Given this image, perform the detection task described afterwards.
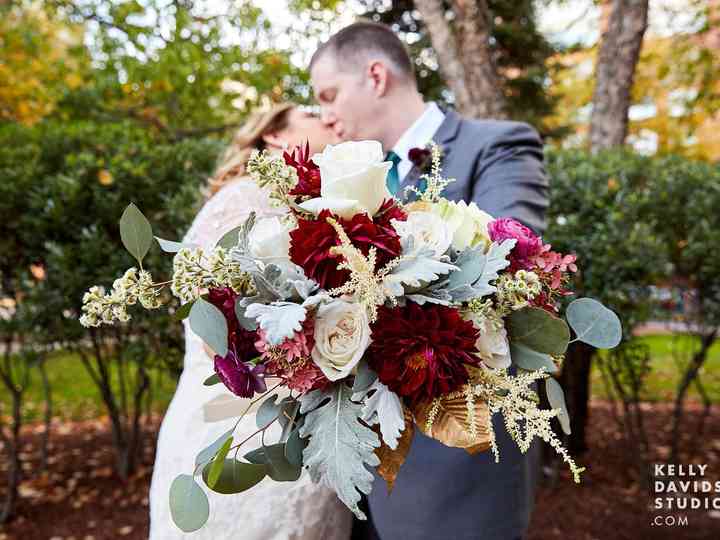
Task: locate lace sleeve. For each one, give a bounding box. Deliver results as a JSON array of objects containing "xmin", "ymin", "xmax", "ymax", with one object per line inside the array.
[{"xmin": 183, "ymin": 179, "xmax": 285, "ymax": 249}]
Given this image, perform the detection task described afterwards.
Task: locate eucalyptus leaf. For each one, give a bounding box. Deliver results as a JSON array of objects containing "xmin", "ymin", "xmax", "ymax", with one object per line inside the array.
[
  {"xmin": 155, "ymin": 236, "xmax": 198, "ymax": 253},
  {"xmin": 202, "ymin": 459, "xmax": 266, "ymax": 494},
  {"xmin": 244, "ymin": 443, "xmax": 301, "ymax": 481},
  {"xmin": 545, "ymin": 378, "xmax": 571, "ymax": 435},
  {"xmin": 256, "ymin": 394, "xmax": 281, "ymax": 430},
  {"xmin": 207, "ymin": 436, "xmax": 233, "ymax": 488},
  {"xmin": 169, "ymin": 474, "xmax": 209, "ymax": 533},
  {"xmin": 507, "ymin": 307, "xmax": 570, "ymax": 355},
  {"xmin": 119, "ymin": 203, "xmax": 153, "ymax": 265},
  {"xmin": 195, "ymin": 427, "xmax": 234, "ymax": 469},
  {"xmin": 567, "ymin": 298, "xmax": 622, "ymax": 349},
  {"xmin": 203, "ymin": 373, "xmax": 221, "ymax": 386},
  {"xmin": 189, "ymin": 298, "xmax": 228, "ymax": 358},
  {"xmin": 510, "ymin": 343, "xmax": 559, "ymax": 374},
  {"xmin": 285, "ymin": 428, "xmax": 306, "ymax": 467}
]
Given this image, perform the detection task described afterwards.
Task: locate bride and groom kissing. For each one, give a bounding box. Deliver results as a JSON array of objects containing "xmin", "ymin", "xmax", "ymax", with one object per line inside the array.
[{"xmin": 149, "ymin": 20, "xmax": 548, "ymax": 540}]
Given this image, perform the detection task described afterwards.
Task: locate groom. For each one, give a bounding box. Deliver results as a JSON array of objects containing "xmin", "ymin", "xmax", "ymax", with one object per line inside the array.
[{"xmin": 310, "ymin": 22, "xmax": 548, "ymax": 540}]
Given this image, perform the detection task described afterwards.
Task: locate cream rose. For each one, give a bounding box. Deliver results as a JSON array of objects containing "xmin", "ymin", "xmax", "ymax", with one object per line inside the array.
[
  {"xmin": 311, "ymin": 299, "xmax": 371, "ymax": 381},
  {"xmin": 472, "ymin": 316, "xmax": 511, "ymax": 370},
  {"xmin": 299, "ymin": 140, "xmax": 393, "ymax": 219},
  {"xmin": 248, "ymin": 216, "xmax": 291, "ymax": 266},
  {"xmin": 431, "ymin": 199, "xmax": 494, "ymax": 251},
  {"xmin": 391, "ymin": 211, "xmax": 453, "ymax": 258}
]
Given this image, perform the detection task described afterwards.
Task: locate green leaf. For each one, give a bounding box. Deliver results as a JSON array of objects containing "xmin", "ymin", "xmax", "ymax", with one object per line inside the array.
[
  {"xmin": 244, "ymin": 443, "xmax": 301, "ymax": 481},
  {"xmin": 173, "ymin": 299, "xmax": 196, "ymax": 321},
  {"xmin": 285, "ymin": 428, "xmax": 306, "ymax": 467},
  {"xmin": 119, "ymin": 203, "xmax": 153, "ymax": 265},
  {"xmin": 216, "ymin": 225, "xmax": 243, "ymax": 250},
  {"xmin": 507, "ymin": 307, "xmax": 570, "ymax": 355},
  {"xmin": 203, "ymin": 373, "xmax": 221, "ymax": 386},
  {"xmin": 447, "ymin": 239, "xmax": 516, "ymax": 297},
  {"xmin": 189, "ymin": 298, "xmax": 228, "ymax": 358},
  {"xmin": 155, "ymin": 236, "xmax": 199, "ymax": 253},
  {"xmin": 207, "ymin": 436, "xmax": 233, "ymax": 488},
  {"xmin": 169, "ymin": 474, "xmax": 210, "ymax": 532},
  {"xmin": 256, "ymin": 394, "xmax": 281, "ymax": 429},
  {"xmin": 545, "ymin": 378, "xmax": 571, "ymax": 435},
  {"xmin": 510, "ymin": 343, "xmax": 559, "ymax": 374},
  {"xmin": 202, "ymin": 459, "xmax": 267, "ymax": 494},
  {"xmin": 195, "ymin": 428, "xmax": 234, "ymax": 469},
  {"xmin": 566, "ymin": 298, "xmax": 622, "ymax": 349},
  {"xmin": 299, "ymin": 384, "xmax": 381, "ymax": 519}
]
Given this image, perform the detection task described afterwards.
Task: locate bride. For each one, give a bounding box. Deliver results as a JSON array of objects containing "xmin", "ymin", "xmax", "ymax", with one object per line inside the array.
[{"xmin": 149, "ymin": 103, "xmax": 352, "ymax": 539}]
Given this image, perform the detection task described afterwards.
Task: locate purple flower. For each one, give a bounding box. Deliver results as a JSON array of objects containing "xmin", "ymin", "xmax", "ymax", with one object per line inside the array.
[
  {"xmin": 214, "ymin": 350, "xmax": 267, "ymax": 398},
  {"xmin": 488, "ymin": 218, "xmax": 543, "ymax": 271}
]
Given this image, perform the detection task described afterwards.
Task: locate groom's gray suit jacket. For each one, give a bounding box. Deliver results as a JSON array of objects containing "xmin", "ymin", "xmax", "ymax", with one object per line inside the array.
[{"xmin": 364, "ymin": 110, "xmax": 549, "ymax": 540}]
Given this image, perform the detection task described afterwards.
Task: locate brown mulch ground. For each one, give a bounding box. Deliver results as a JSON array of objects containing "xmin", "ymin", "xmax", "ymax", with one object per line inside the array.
[{"xmin": 1, "ymin": 403, "xmax": 719, "ymax": 540}]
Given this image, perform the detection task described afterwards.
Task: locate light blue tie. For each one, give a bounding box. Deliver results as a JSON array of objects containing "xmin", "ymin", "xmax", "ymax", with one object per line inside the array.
[{"xmin": 385, "ymin": 150, "xmax": 402, "ymax": 196}]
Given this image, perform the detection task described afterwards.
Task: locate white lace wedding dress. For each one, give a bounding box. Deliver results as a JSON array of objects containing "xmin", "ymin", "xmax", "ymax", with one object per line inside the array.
[{"xmin": 149, "ymin": 180, "xmax": 353, "ymax": 540}]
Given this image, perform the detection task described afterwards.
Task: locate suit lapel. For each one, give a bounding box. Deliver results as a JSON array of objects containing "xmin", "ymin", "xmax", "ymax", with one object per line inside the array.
[{"xmin": 399, "ymin": 109, "xmax": 462, "ymax": 200}]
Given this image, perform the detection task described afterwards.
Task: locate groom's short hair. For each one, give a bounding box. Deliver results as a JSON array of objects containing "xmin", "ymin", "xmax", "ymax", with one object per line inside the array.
[{"xmin": 310, "ymin": 21, "xmax": 416, "ymax": 85}]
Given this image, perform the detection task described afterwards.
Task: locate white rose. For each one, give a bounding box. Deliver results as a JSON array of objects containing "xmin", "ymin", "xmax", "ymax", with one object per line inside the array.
[
  {"xmin": 311, "ymin": 299, "xmax": 371, "ymax": 381},
  {"xmin": 472, "ymin": 317, "xmax": 511, "ymax": 370},
  {"xmin": 299, "ymin": 140, "xmax": 393, "ymax": 219},
  {"xmin": 431, "ymin": 200, "xmax": 494, "ymax": 251},
  {"xmin": 391, "ymin": 211, "xmax": 453, "ymax": 258},
  {"xmin": 248, "ymin": 216, "xmax": 291, "ymax": 266}
]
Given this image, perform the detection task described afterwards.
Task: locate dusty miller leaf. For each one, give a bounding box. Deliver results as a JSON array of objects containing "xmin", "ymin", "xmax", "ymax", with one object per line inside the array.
[
  {"xmin": 354, "ymin": 380, "xmax": 405, "ymax": 450},
  {"xmin": 299, "ymin": 384, "xmax": 381, "ymax": 519},
  {"xmin": 245, "ymin": 301, "xmax": 306, "ymax": 345}
]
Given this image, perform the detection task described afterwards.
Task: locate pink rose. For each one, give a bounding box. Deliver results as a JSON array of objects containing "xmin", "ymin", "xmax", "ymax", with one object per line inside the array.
[{"xmin": 488, "ymin": 218, "xmax": 543, "ymax": 271}]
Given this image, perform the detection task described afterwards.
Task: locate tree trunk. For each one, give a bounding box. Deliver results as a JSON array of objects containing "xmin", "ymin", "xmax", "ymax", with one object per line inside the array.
[
  {"xmin": 38, "ymin": 355, "xmax": 52, "ymax": 473},
  {"xmin": 589, "ymin": 0, "xmax": 649, "ymax": 150},
  {"xmin": 415, "ymin": 0, "xmax": 507, "ymax": 118},
  {"xmin": 559, "ymin": 341, "xmax": 595, "ymax": 454}
]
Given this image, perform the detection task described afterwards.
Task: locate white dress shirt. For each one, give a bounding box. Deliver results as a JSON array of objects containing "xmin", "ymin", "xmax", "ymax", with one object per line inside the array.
[{"xmin": 391, "ymin": 102, "xmax": 446, "ymax": 181}]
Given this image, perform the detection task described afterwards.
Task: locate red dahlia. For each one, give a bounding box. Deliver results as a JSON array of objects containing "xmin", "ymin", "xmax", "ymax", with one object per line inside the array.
[
  {"xmin": 285, "ymin": 142, "xmax": 321, "ymax": 200},
  {"xmin": 289, "ymin": 208, "xmax": 403, "ymax": 290},
  {"xmin": 367, "ymin": 303, "xmax": 480, "ymax": 404}
]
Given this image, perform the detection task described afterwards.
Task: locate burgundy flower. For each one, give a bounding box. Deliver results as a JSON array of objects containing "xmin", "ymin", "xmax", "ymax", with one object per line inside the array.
[
  {"xmin": 289, "ymin": 209, "xmax": 403, "ymax": 290},
  {"xmin": 367, "ymin": 303, "xmax": 480, "ymax": 405},
  {"xmin": 214, "ymin": 349, "xmax": 267, "ymax": 398},
  {"xmin": 408, "ymin": 147, "xmax": 432, "ymax": 170},
  {"xmin": 207, "ymin": 287, "xmax": 259, "ymax": 361},
  {"xmin": 488, "ymin": 218, "xmax": 544, "ymax": 271},
  {"xmin": 285, "ymin": 142, "xmax": 321, "ymax": 200}
]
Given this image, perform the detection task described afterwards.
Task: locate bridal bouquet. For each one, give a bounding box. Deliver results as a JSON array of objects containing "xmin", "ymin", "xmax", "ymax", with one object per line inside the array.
[{"xmin": 80, "ymin": 140, "xmax": 621, "ymax": 532}]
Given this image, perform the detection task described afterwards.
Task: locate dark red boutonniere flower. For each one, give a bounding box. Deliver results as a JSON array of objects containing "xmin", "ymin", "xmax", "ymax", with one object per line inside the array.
[
  {"xmin": 367, "ymin": 303, "xmax": 480, "ymax": 405},
  {"xmin": 284, "ymin": 142, "xmax": 321, "ymax": 200},
  {"xmin": 408, "ymin": 146, "xmax": 432, "ymax": 172},
  {"xmin": 289, "ymin": 208, "xmax": 403, "ymax": 290}
]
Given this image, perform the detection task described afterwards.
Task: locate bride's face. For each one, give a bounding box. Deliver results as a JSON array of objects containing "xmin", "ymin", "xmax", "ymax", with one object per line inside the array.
[{"xmin": 274, "ymin": 107, "xmax": 339, "ymax": 154}]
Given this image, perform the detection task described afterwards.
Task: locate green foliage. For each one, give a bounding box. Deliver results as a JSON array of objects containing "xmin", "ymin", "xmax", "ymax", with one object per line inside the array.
[{"xmin": 546, "ymin": 148, "xmax": 720, "ymax": 333}]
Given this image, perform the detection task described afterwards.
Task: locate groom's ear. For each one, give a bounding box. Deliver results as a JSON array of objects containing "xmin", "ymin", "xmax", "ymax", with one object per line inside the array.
[
  {"xmin": 261, "ymin": 131, "xmax": 287, "ymax": 150},
  {"xmin": 367, "ymin": 60, "xmax": 390, "ymax": 98}
]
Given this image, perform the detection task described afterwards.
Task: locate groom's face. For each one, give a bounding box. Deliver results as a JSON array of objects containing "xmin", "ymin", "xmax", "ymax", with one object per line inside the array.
[{"xmin": 310, "ymin": 55, "xmax": 380, "ymax": 142}]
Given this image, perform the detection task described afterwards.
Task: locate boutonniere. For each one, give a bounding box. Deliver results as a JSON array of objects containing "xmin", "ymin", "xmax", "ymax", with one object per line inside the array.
[{"xmin": 408, "ymin": 145, "xmax": 435, "ymax": 174}]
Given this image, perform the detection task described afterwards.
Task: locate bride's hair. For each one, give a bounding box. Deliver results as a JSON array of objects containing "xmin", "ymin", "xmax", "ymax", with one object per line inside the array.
[{"xmin": 207, "ymin": 102, "xmax": 295, "ymax": 196}]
